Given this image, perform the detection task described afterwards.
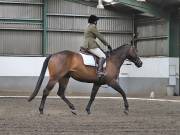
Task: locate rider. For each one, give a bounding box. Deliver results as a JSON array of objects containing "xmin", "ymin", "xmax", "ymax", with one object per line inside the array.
[{"xmin": 83, "ymin": 15, "xmax": 112, "ymax": 78}]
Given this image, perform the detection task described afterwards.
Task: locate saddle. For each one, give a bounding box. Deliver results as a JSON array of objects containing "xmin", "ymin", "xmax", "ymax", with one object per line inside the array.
[
  {"xmin": 79, "ymin": 47, "xmax": 108, "ymax": 78},
  {"xmin": 80, "ymin": 47, "xmax": 99, "ymax": 67}
]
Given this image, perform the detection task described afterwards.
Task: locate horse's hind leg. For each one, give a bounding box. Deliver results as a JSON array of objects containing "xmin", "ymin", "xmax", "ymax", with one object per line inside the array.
[
  {"xmin": 39, "ymin": 79, "xmax": 56, "ymax": 114},
  {"xmin": 57, "ymin": 77, "xmax": 77, "ymax": 115}
]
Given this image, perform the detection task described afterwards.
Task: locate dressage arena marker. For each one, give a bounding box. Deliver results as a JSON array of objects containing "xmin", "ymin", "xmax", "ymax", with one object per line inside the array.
[{"xmin": 0, "ymin": 96, "xmax": 180, "ymax": 103}]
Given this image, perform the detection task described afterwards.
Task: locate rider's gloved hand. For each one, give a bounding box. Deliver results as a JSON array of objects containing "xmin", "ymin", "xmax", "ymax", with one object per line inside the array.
[{"xmin": 107, "ymin": 45, "xmax": 112, "ymax": 52}]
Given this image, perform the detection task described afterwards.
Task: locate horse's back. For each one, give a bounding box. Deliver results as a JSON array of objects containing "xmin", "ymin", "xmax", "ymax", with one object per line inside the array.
[
  {"xmin": 47, "ymin": 50, "xmax": 83, "ymax": 77},
  {"xmin": 47, "ymin": 50, "xmax": 98, "ymax": 81},
  {"xmin": 57, "ymin": 50, "xmax": 82, "ymax": 63},
  {"xmin": 54, "ymin": 50, "xmax": 77, "ymax": 56}
]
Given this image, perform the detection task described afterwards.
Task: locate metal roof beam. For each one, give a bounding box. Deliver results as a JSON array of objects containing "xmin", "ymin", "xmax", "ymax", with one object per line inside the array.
[
  {"xmin": 65, "ymin": 0, "xmax": 167, "ymax": 18},
  {"xmin": 112, "ymin": 0, "xmax": 166, "ymax": 18}
]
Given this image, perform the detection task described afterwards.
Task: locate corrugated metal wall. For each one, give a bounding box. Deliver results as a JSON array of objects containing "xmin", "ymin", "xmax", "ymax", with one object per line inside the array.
[
  {"xmin": 0, "ymin": 4, "xmax": 42, "ymax": 19},
  {"xmin": 0, "ymin": 30, "xmax": 42, "ymax": 55},
  {"xmin": 46, "ymin": 0, "xmax": 133, "ymax": 54},
  {"xmin": 0, "ymin": 0, "xmax": 179, "ymax": 57},
  {"xmin": 0, "ymin": 0, "xmax": 133, "ymax": 55},
  {"xmin": 0, "ymin": 0, "xmax": 42, "ymax": 55},
  {"xmin": 136, "ymin": 18, "xmax": 168, "ymax": 56}
]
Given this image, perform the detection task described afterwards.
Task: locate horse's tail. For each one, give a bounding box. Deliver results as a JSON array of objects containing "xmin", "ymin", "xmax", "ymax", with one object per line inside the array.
[{"xmin": 28, "ymin": 55, "xmax": 52, "ymax": 102}]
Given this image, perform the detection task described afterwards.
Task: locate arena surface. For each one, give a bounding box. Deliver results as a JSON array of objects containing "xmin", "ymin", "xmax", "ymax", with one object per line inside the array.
[{"xmin": 0, "ymin": 97, "xmax": 180, "ymax": 135}]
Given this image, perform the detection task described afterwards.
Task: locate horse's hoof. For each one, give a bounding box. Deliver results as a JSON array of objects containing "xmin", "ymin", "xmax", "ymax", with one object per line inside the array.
[
  {"xmin": 39, "ymin": 108, "xmax": 43, "ymax": 115},
  {"xmin": 86, "ymin": 109, "xmax": 91, "ymax": 115},
  {"xmin": 39, "ymin": 111, "xmax": 43, "ymax": 115},
  {"xmin": 71, "ymin": 109, "xmax": 77, "ymax": 115},
  {"xmin": 124, "ymin": 109, "xmax": 129, "ymax": 115}
]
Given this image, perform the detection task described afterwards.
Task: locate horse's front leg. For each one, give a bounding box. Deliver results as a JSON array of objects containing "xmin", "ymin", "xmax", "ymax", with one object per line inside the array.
[
  {"xmin": 86, "ymin": 83, "xmax": 100, "ymax": 115},
  {"xmin": 108, "ymin": 80, "xmax": 129, "ymax": 115}
]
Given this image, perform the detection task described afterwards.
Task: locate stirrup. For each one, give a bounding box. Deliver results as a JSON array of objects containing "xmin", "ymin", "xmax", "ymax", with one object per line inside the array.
[{"xmin": 97, "ymin": 71, "xmax": 105, "ymax": 78}]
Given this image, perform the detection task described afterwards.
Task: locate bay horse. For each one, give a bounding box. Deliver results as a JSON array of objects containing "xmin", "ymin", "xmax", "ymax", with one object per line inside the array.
[{"xmin": 28, "ymin": 44, "xmax": 142, "ymax": 115}]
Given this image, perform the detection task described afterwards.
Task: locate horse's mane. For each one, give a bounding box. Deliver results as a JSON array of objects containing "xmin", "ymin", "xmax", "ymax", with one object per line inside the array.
[{"xmin": 111, "ymin": 44, "xmax": 131, "ymax": 55}]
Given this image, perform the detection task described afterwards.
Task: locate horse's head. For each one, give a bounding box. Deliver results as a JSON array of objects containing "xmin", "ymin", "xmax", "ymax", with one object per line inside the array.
[{"xmin": 127, "ymin": 46, "xmax": 142, "ymax": 68}]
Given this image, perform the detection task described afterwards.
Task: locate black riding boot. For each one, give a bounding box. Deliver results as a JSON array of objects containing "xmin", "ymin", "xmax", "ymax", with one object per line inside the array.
[{"xmin": 97, "ymin": 57, "xmax": 106, "ymax": 78}]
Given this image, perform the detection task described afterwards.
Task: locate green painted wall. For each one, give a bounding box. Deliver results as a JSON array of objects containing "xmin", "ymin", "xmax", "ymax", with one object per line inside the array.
[{"xmin": 169, "ymin": 11, "xmax": 180, "ymax": 57}]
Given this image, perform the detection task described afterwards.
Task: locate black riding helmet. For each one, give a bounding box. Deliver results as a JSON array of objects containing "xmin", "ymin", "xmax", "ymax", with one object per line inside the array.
[{"xmin": 88, "ymin": 15, "xmax": 99, "ymax": 24}]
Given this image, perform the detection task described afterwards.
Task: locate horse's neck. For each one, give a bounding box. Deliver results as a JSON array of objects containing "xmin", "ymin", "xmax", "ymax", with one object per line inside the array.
[
  {"xmin": 111, "ymin": 55, "xmax": 126, "ymax": 69},
  {"xmin": 109, "ymin": 47, "xmax": 129, "ymax": 69}
]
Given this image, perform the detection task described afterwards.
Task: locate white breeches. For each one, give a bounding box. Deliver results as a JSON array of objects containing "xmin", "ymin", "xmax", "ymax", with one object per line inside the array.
[{"xmin": 89, "ymin": 48, "xmax": 106, "ymax": 58}]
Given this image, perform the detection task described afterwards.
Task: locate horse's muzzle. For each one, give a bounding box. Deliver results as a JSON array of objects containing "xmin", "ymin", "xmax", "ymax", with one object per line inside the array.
[{"xmin": 135, "ymin": 58, "xmax": 143, "ymax": 68}]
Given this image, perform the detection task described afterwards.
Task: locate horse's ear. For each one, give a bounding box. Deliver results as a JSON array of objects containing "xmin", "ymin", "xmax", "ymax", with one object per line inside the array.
[
  {"xmin": 130, "ymin": 42, "xmax": 137, "ymax": 49},
  {"xmin": 130, "ymin": 41, "xmax": 135, "ymax": 47},
  {"xmin": 130, "ymin": 40, "xmax": 133, "ymax": 46},
  {"xmin": 130, "ymin": 43, "xmax": 134, "ymax": 47}
]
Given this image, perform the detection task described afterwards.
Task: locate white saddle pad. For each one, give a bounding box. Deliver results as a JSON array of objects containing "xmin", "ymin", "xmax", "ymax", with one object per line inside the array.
[
  {"xmin": 79, "ymin": 53, "xmax": 106, "ymax": 67},
  {"xmin": 80, "ymin": 53, "xmax": 96, "ymax": 66}
]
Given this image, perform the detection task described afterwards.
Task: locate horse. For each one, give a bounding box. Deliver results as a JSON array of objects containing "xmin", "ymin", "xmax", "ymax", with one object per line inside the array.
[{"xmin": 28, "ymin": 44, "xmax": 142, "ymax": 115}]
